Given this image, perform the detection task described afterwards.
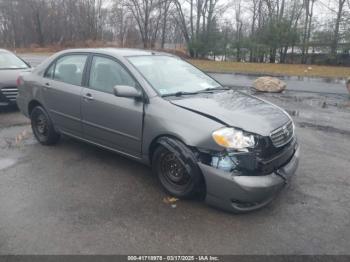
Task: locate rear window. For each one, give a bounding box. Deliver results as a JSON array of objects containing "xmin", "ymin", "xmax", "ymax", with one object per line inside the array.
[
  {"xmin": 53, "ymin": 55, "xmax": 87, "ymax": 86},
  {"xmin": 0, "ymin": 51, "xmax": 28, "ymax": 70}
]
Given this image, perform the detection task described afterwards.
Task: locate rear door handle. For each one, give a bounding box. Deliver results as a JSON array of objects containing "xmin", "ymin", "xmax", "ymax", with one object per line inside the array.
[{"xmin": 83, "ymin": 93, "xmax": 94, "ymax": 101}]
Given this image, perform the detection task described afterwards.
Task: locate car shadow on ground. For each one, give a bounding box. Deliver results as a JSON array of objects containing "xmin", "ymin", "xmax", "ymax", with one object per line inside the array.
[
  {"xmin": 0, "ymin": 108, "xmax": 284, "ymax": 219},
  {"xmin": 45, "ymin": 135, "xmax": 279, "ymax": 217},
  {"xmin": 0, "ymin": 105, "xmax": 18, "ymax": 113}
]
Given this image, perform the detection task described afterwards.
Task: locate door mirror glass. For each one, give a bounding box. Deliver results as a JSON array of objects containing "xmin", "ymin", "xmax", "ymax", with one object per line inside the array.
[{"xmin": 113, "ymin": 85, "xmax": 142, "ymax": 99}]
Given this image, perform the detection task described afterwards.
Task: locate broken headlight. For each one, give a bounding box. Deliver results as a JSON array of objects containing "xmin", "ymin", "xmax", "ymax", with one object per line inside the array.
[{"xmin": 212, "ymin": 127, "xmax": 255, "ymax": 151}]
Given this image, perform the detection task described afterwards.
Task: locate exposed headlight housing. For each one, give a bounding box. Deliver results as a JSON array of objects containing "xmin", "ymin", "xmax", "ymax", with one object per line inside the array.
[{"xmin": 212, "ymin": 127, "xmax": 255, "ymax": 151}]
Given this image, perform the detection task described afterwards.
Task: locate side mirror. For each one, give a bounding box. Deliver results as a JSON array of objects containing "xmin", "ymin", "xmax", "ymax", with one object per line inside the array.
[{"xmin": 113, "ymin": 85, "xmax": 142, "ymax": 99}]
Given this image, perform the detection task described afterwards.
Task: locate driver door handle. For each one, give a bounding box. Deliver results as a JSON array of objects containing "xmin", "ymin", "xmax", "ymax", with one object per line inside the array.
[{"xmin": 83, "ymin": 93, "xmax": 94, "ymax": 101}]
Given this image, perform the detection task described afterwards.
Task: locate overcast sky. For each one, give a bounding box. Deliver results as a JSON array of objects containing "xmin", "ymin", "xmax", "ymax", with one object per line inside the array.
[
  {"xmin": 103, "ymin": 0, "xmax": 349, "ymax": 30},
  {"xmin": 218, "ymin": 0, "xmax": 350, "ymax": 30}
]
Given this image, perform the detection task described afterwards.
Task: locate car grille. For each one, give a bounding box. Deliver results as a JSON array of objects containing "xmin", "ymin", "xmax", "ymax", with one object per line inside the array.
[
  {"xmin": 270, "ymin": 120, "xmax": 294, "ymax": 148},
  {"xmin": 1, "ymin": 87, "xmax": 18, "ymax": 102}
]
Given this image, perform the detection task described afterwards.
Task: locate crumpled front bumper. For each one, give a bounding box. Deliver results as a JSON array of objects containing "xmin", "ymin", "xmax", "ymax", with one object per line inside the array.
[{"xmin": 198, "ymin": 146, "xmax": 299, "ymax": 213}]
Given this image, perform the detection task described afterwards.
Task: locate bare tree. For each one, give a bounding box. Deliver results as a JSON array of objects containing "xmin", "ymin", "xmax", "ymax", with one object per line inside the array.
[
  {"xmin": 248, "ymin": 0, "xmax": 261, "ymax": 62},
  {"xmin": 160, "ymin": 0, "xmax": 172, "ymax": 48},
  {"xmin": 127, "ymin": 0, "xmax": 162, "ymax": 48},
  {"xmin": 111, "ymin": 0, "xmax": 133, "ymax": 47},
  {"xmin": 301, "ymin": 0, "xmax": 316, "ymax": 64},
  {"xmin": 234, "ymin": 0, "xmax": 243, "ymax": 61},
  {"xmin": 331, "ymin": 0, "xmax": 347, "ymax": 60},
  {"xmin": 0, "ymin": 0, "xmax": 348, "ymax": 65}
]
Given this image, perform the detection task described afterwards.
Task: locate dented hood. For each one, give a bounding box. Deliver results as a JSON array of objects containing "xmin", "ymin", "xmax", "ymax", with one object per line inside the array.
[{"xmin": 170, "ymin": 90, "xmax": 290, "ymax": 136}]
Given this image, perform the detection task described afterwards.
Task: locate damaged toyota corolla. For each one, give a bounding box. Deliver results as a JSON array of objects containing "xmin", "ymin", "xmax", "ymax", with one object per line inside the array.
[{"xmin": 17, "ymin": 48, "xmax": 299, "ymax": 213}]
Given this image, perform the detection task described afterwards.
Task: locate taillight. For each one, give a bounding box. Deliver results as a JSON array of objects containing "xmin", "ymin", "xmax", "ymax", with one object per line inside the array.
[{"xmin": 17, "ymin": 76, "xmax": 23, "ymax": 87}]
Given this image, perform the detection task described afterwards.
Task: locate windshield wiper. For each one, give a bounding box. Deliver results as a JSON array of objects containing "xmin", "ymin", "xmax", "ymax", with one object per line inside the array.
[
  {"xmin": 162, "ymin": 91, "xmax": 202, "ymax": 97},
  {"xmin": 162, "ymin": 86, "xmax": 230, "ymax": 97},
  {"xmin": 201, "ymin": 86, "xmax": 231, "ymax": 92},
  {"xmin": 0, "ymin": 67, "xmax": 28, "ymax": 70}
]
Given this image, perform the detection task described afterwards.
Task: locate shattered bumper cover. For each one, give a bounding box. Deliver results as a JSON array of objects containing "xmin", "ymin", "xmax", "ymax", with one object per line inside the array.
[{"xmin": 198, "ymin": 145, "xmax": 299, "ymax": 213}]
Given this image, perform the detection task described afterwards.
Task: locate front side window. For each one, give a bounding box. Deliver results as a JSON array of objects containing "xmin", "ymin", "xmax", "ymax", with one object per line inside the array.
[
  {"xmin": 53, "ymin": 55, "xmax": 87, "ymax": 86},
  {"xmin": 127, "ymin": 55, "xmax": 220, "ymax": 96},
  {"xmin": 0, "ymin": 51, "xmax": 28, "ymax": 70},
  {"xmin": 89, "ymin": 56, "xmax": 136, "ymax": 94}
]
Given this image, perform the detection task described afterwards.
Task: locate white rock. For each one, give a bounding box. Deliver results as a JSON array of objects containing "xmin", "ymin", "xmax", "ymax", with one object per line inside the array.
[{"xmin": 253, "ymin": 76, "xmax": 287, "ymax": 93}]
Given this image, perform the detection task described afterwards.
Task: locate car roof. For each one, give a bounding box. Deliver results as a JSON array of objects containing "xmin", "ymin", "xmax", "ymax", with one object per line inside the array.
[{"xmin": 57, "ymin": 48, "xmax": 174, "ymax": 58}]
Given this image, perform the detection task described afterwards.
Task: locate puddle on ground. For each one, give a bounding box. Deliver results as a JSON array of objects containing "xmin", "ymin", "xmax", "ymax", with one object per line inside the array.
[
  {"xmin": 298, "ymin": 122, "xmax": 350, "ymax": 137},
  {"xmin": 286, "ymin": 110, "xmax": 300, "ymax": 117},
  {"xmin": 0, "ymin": 158, "xmax": 17, "ymax": 170},
  {"xmin": 250, "ymin": 91, "xmax": 350, "ymax": 111},
  {"xmin": 285, "ymin": 109, "xmax": 326, "ymax": 119},
  {"xmin": 15, "ymin": 129, "xmax": 31, "ymax": 145},
  {"xmin": 213, "ymin": 72, "xmax": 347, "ymax": 84},
  {"xmin": 0, "ymin": 127, "xmax": 36, "ymax": 149},
  {"xmin": 235, "ymin": 88, "xmax": 349, "ymax": 121},
  {"xmin": 237, "ymin": 88, "xmax": 350, "ymax": 136}
]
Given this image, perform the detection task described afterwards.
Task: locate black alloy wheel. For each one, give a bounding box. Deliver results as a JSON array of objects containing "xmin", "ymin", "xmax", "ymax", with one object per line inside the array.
[
  {"xmin": 153, "ymin": 143, "xmax": 203, "ymax": 198},
  {"xmin": 30, "ymin": 106, "xmax": 60, "ymax": 145}
]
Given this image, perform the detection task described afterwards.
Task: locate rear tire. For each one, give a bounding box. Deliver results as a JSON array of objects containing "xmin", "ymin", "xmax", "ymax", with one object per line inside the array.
[
  {"xmin": 152, "ymin": 142, "xmax": 203, "ymax": 199},
  {"xmin": 30, "ymin": 106, "xmax": 60, "ymax": 145}
]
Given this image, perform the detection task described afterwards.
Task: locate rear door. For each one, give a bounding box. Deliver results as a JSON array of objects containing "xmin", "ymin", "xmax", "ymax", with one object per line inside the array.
[
  {"xmin": 81, "ymin": 55, "xmax": 144, "ymax": 157},
  {"xmin": 43, "ymin": 54, "xmax": 88, "ymax": 136}
]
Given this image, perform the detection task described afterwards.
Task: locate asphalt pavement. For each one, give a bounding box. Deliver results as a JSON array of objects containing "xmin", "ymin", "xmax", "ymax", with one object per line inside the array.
[{"xmin": 0, "ymin": 54, "xmax": 349, "ymax": 255}]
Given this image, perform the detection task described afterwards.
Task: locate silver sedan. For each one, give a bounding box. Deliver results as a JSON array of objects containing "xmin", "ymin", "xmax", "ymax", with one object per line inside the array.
[
  {"xmin": 0, "ymin": 49, "xmax": 31, "ymax": 107},
  {"xmin": 17, "ymin": 48, "xmax": 299, "ymax": 213}
]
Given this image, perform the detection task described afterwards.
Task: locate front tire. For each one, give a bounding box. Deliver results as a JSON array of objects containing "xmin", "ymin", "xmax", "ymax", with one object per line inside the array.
[
  {"xmin": 30, "ymin": 106, "xmax": 60, "ymax": 145},
  {"xmin": 152, "ymin": 142, "xmax": 203, "ymax": 199}
]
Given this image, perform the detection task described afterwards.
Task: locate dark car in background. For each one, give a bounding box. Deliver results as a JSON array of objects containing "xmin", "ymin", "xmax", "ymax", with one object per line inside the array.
[
  {"xmin": 17, "ymin": 48, "xmax": 299, "ymax": 213},
  {"xmin": 0, "ymin": 49, "xmax": 31, "ymax": 107}
]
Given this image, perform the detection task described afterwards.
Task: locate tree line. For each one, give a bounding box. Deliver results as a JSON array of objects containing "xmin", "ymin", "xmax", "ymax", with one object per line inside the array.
[{"xmin": 0, "ymin": 0, "xmax": 349, "ymax": 64}]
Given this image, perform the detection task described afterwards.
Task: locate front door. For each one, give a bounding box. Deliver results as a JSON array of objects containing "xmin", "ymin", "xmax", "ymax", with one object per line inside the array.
[{"xmin": 81, "ymin": 55, "xmax": 144, "ymax": 157}]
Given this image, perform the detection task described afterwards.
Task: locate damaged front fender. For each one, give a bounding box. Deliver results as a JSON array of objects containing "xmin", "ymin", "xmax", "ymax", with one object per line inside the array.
[{"xmin": 155, "ymin": 137, "xmax": 205, "ymax": 195}]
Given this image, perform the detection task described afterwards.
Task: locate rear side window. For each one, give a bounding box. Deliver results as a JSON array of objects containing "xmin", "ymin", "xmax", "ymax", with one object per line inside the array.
[
  {"xmin": 53, "ymin": 55, "xmax": 87, "ymax": 86},
  {"xmin": 88, "ymin": 56, "xmax": 136, "ymax": 94}
]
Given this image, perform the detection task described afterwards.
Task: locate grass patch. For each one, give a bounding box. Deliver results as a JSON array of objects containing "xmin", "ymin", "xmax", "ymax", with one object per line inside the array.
[{"xmin": 189, "ymin": 59, "xmax": 350, "ymax": 79}]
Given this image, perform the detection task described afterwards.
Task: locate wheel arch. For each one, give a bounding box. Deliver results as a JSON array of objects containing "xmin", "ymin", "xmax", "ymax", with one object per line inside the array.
[
  {"xmin": 149, "ymin": 135, "xmax": 207, "ymax": 198},
  {"xmin": 28, "ymin": 100, "xmax": 44, "ymax": 115},
  {"xmin": 148, "ymin": 134, "xmax": 187, "ymax": 165}
]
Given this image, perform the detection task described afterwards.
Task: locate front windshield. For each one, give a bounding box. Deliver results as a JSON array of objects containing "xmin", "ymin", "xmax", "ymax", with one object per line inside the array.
[
  {"xmin": 0, "ymin": 51, "xmax": 28, "ymax": 70},
  {"xmin": 127, "ymin": 55, "xmax": 221, "ymax": 96}
]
